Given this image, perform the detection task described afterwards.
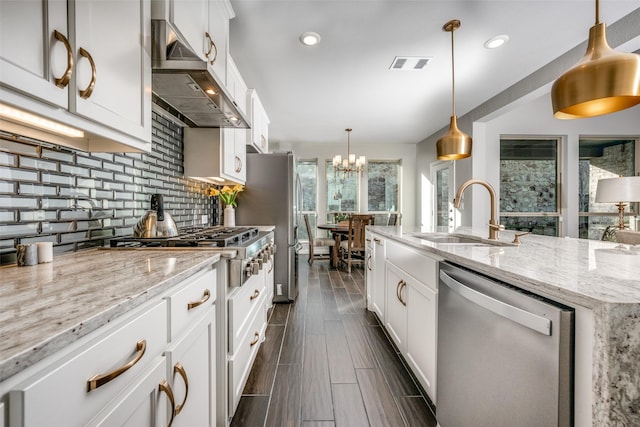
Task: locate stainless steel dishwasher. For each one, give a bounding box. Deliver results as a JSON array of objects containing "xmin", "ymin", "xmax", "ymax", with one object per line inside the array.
[{"xmin": 437, "ymin": 263, "xmax": 574, "ymax": 427}]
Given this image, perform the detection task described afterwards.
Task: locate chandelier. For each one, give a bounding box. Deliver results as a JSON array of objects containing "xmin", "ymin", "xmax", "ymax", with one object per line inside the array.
[{"xmin": 333, "ymin": 128, "xmax": 365, "ymax": 177}]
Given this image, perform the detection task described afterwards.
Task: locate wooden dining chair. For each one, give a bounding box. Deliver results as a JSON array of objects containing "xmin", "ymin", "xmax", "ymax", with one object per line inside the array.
[
  {"xmin": 304, "ymin": 213, "xmax": 334, "ymax": 265},
  {"xmin": 387, "ymin": 213, "xmax": 400, "ymax": 226},
  {"xmin": 339, "ymin": 214, "xmax": 374, "ymax": 273}
]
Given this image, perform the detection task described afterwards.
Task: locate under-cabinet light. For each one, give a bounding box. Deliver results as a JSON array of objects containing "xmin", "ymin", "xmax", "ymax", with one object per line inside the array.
[{"xmin": 0, "ymin": 103, "xmax": 84, "ymax": 138}]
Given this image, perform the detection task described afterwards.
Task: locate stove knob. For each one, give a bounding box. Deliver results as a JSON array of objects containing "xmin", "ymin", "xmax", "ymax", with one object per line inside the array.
[
  {"xmin": 271, "ymin": 243, "xmax": 277, "ymax": 255},
  {"xmin": 245, "ymin": 264, "xmax": 253, "ymax": 278},
  {"xmin": 251, "ymin": 261, "xmax": 260, "ymax": 275},
  {"xmin": 257, "ymin": 258, "xmax": 264, "ymax": 270}
]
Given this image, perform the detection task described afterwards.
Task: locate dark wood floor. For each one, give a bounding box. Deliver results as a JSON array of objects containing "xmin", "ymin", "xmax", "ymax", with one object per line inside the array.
[{"xmin": 230, "ymin": 259, "xmax": 437, "ymax": 427}]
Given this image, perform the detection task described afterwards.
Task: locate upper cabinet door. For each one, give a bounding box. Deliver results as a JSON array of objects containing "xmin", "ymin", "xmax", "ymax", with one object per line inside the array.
[
  {"xmin": 0, "ymin": 0, "xmax": 70, "ymax": 108},
  {"xmin": 71, "ymin": 0, "xmax": 152, "ymax": 142},
  {"xmin": 169, "ymin": 0, "xmax": 208, "ymax": 61},
  {"xmin": 206, "ymin": 0, "xmax": 229, "ymax": 84}
]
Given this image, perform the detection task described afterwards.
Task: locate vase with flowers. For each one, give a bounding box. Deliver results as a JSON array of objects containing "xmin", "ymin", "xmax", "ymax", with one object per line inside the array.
[{"xmin": 210, "ymin": 184, "xmax": 244, "ymax": 227}]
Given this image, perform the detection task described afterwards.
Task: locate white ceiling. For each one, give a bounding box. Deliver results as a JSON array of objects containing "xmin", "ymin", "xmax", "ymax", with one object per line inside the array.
[{"xmin": 228, "ymin": 1, "xmax": 639, "ymax": 147}]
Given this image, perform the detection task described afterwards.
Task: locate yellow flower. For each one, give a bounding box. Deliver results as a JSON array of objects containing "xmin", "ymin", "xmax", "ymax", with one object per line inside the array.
[{"xmin": 211, "ymin": 184, "xmax": 244, "ymax": 207}]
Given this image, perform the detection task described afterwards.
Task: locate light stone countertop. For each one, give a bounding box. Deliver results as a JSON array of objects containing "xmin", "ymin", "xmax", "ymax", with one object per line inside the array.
[
  {"xmin": 369, "ymin": 225, "xmax": 640, "ymax": 426},
  {"xmin": 0, "ymin": 248, "xmax": 223, "ymax": 382}
]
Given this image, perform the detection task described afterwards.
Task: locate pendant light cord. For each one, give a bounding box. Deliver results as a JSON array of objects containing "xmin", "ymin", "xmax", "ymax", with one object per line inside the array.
[
  {"xmin": 595, "ymin": 0, "xmax": 599, "ymax": 24},
  {"xmin": 451, "ymin": 28, "xmax": 456, "ymax": 116}
]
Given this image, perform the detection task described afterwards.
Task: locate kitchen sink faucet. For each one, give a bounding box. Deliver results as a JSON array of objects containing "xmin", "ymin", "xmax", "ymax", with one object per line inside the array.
[{"xmin": 454, "ymin": 179, "xmax": 505, "ymax": 240}]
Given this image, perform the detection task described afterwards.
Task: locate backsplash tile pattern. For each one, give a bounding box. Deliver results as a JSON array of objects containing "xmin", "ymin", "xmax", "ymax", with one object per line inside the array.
[{"xmin": 0, "ymin": 111, "xmax": 217, "ymax": 264}]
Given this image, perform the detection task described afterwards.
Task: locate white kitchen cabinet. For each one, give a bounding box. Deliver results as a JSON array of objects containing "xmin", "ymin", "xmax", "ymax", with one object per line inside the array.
[
  {"xmin": 0, "ymin": 0, "xmax": 69, "ymax": 109},
  {"xmin": 9, "ymin": 301, "xmax": 168, "ymax": 427},
  {"xmin": 151, "ymin": 0, "xmax": 230, "ymax": 83},
  {"xmin": 228, "ymin": 269, "xmax": 266, "ymax": 355},
  {"xmin": 184, "ymin": 127, "xmax": 246, "ymax": 185},
  {"xmin": 70, "ymin": 0, "xmax": 152, "ymax": 143},
  {"xmin": 0, "ymin": 0, "xmax": 152, "ymax": 152},
  {"xmin": 366, "ymin": 233, "xmax": 386, "ymax": 320},
  {"xmin": 226, "ymin": 56, "xmax": 248, "ymax": 115},
  {"xmin": 164, "ymin": 306, "xmax": 216, "ymax": 427},
  {"xmin": 246, "ymin": 89, "xmax": 269, "ymax": 153},
  {"xmin": 384, "ymin": 239, "xmax": 440, "ymax": 402},
  {"xmin": 166, "ymin": 267, "xmax": 217, "ymax": 341},
  {"xmin": 86, "ymin": 357, "xmax": 171, "ymax": 427}
]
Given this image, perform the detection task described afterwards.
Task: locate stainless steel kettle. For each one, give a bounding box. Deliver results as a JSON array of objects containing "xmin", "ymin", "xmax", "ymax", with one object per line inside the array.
[{"xmin": 133, "ymin": 194, "xmax": 178, "ymax": 238}]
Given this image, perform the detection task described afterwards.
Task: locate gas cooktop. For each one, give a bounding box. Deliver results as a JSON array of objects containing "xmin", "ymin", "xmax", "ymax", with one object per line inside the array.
[{"xmin": 109, "ymin": 226, "xmax": 260, "ymax": 248}]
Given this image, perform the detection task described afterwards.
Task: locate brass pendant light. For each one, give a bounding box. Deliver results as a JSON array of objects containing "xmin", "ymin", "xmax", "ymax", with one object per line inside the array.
[
  {"xmin": 437, "ymin": 19, "xmax": 472, "ymax": 160},
  {"xmin": 551, "ymin": 0, "xmax": 640, "ymax": 119}
]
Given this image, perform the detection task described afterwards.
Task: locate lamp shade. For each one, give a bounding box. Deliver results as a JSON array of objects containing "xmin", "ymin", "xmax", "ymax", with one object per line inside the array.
[
  {"xmin": 551, "ymin": 22, "xmax": 640, "ymax": 119},
  {"xmin": 595, "ymin": 176, "xmax": 640, "ymax": 202}
]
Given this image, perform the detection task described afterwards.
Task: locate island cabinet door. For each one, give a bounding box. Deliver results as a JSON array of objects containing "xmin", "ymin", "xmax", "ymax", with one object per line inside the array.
[
  {"xmin": 164, "ymin": 306, "xmax": 216, "ymax": 427},
  {"xmin": 385, "ymin": 261, "xmax": 408, "ymax": 352},
  {"xmin": 405, "ymin": 280, "xmax": 438, "ymax": 402},
  {"xmin": 86, "ymin": 357, "xmax": 171, "ymax": 427}
]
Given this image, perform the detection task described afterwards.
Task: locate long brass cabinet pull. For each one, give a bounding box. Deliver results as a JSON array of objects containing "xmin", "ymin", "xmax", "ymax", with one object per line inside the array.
[
  {"xmin": 87, "ymin": 339, "xmax": 146, "ymax": 391},
  {"xmin": 204, "ymin": 32, "xmax": 218, "ymax": 65},
  {"xmin": 396, "ymin": 280, "xmax": 407, "ymax": 306},
  {"xmin": 399, "ymin": 281, "xmax": 407, "ymax": 306},
  {"xmin": 235, "ymin": 156, "xmax": 242, "ymax": 173},
  {"xmin": 187, "ymin": 289, "xmax": 210, "ymax": 310},
  {"xmin": 267, "ymin": 260, "xmax": 273, "ymax": 274},
  {"xmin": 173, "ymin": 363, "xmax": 189, "ymax": 416},
  {"xmin": 367, "ymin": 255, "xmax": 372, "ymax": 271},
  {"xmin": 53, "ymin": 30, "xmax": 73, "ymax": 88},
  {"xmin": 250, "ymin": 289, "xmax": 260, "ymax": 300},
  {"xmin": 159, "ymin": 379, "xmax": 176, "ymax": 427},
  {"xmin": 250, "ymin": 332, "xmax": 260, "ymax": 346},
  {"xmin": 78, "ymin": 47, "xmax": 96, "ymax": 99}
]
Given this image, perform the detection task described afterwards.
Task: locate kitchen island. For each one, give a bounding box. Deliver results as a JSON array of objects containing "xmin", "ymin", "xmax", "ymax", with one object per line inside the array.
[{"xmin": 368, "ymin": 225, "xmax": 640, "ymax": 427}]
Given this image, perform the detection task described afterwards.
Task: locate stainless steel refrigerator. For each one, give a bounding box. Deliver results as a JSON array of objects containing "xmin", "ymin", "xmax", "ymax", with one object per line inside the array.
[{"xmin": 236, "ymin": 152, "xmax": 300, "ymax": 302}]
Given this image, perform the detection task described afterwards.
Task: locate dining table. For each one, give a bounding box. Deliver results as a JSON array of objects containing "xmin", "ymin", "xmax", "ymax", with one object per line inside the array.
[{"xmin": 317, "ymin": 221, "xmax": 350, "ymax": 268}]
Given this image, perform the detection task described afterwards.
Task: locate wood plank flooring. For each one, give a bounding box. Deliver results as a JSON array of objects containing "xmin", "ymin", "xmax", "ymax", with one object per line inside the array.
[{"xmin": 230, "ymin": 260, "xmax": 437, "ymax": 427}]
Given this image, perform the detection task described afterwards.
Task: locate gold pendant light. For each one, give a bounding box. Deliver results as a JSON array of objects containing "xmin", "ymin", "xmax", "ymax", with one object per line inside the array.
[
  {"xmin": 551, "ymin": 0, "xmax": 640, "ymax": 119},
  {"xmin": 437, "ymin": 19, "xmax": 472, "ymax": 160}
]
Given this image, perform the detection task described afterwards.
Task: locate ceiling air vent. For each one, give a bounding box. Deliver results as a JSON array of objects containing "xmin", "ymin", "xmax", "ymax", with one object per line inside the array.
[{"xmin": 389, "ymin": 56, "xmax": 432, "ymax": 71}]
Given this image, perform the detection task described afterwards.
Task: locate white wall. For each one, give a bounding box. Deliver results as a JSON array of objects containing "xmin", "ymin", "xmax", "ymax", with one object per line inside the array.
[{"xmin": 274, "ymin": 141, "xmax": 417, "ymax": 226}]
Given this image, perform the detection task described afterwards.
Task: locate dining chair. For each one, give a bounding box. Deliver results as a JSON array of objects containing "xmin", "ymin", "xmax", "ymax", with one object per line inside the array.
[
  {"xmin": 339, "ymin": 214, "xmax": 374, "ymax": 273},
  {"xmin": 387, "ymin": 213, "xmax": 400, "ymax": 226},
  {"xmin": 304, "ymin": 213, "xmax": 334, "ymax": 265}
]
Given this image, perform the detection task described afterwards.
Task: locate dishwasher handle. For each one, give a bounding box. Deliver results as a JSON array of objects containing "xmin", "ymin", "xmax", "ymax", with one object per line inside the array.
[{"xmin": 440, "ymin": 271, "xmax": 552, "ymax": 336}]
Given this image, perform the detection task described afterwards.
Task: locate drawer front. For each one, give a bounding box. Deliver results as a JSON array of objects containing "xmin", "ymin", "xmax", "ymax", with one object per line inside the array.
[
  {"xmin": 228, "ymin": 271, "xmax": 265, "ymax": 354},
  {"xmin": 9, "ymin": 301, "xmax": 168, "ymax": 427},
  {"xmin": 168, "ymin": 267, "xmax": 217, "ymax": 340},
  {"xmin": 228, "ymin": 303, "xmax": 267, "ymax": 415},
  {"xmin": 387, "ymin": 240, "xmax": 440, "ymax": 291}
]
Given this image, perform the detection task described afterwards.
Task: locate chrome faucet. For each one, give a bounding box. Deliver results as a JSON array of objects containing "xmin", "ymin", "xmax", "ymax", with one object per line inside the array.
[{"xmin": 453, "ymin": 179, "xmax": 505, "ymax": 240}]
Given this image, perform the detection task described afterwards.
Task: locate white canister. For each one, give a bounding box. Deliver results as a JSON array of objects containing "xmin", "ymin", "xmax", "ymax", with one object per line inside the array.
[{"xmin": 37, "ymin": 242, "xmax": 54, "ymax": 263}]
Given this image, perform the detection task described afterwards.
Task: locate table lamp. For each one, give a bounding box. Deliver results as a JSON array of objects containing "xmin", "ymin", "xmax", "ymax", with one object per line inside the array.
[{"xmin": 595, "ymin": 176, "xmax": 640, "ymax": 229}]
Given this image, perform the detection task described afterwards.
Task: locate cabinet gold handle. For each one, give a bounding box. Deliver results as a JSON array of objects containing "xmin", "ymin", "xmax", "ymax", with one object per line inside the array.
[
  {"xmin": 53, "ymin": 30, "xmax": 73, "ymax": 88},
  {"xmin": 204, "ymin": 32, "xmax": 218, "ymax": 65},
  {"xmin": 399, "ymin": 281, "xmax": 407, "ymax": 306},
  {"xmin": 250, "ymin": 289, "xmax": 260, "ymax": 300},
  {"xmin": 235, "ymin": 155, "xmax": 242, "ymax": 173},
  {"xmin": 87, "ymin": 339, "xmax": 146, "ymax": 391},
  {"xmin": 159, "ymin": 379, "xmax": 176, "ymax": 427},
  {"xmin": 267, "ymin": 261, "xmax": 273, "ymax": 273},
  {"xmin": 187, "ymin": 289, "xmax": 210, "ymax": 310},
  {"xmin": 173, "ymin": 363, "xmax": 189, "ymax": 416},
  {"xmin": 367, "ymin": 255, "xmax": 372, "ymax": 271},
  {"xmin": 396, "ymin": 280, "xmax": 406, "ymax": 306},
  {"xmin": 78, "ymin": 47, "xmax": 96, "ymax": 99},
  {"xmin": 250, "ymin": 332, "xmax": 260, "ymax": 346}
]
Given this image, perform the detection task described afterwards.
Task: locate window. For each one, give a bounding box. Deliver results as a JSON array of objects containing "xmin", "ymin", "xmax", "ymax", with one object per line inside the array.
[
  {"xmin": 326, "ymin": 160, "xmax": 358, "ymax": 222},
  {"xmin": 296, "ymin": 160, "xmax": 317, "ymax": 241},
  {"xmin": 499, "ymin": 138, "xmax": 561, "ymax": 236},
  {"xmin": 578, "ymin": 138, "xmax": 638, "ymax": 239},
  {"xmin": 367, "ymin": 160, "xmax": 401, "ymax": 225}
]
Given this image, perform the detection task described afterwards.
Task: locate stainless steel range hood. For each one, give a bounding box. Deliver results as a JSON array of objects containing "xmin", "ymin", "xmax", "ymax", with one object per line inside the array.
[{"xmin": 151, "ymin": 20, "xmax": 249, "ymax": 129}]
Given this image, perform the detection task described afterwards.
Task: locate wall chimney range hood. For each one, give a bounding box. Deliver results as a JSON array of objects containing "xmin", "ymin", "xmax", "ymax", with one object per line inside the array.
[{"xmin": 151, "ymin": 20, "xmax": 249, "ymax": 129}]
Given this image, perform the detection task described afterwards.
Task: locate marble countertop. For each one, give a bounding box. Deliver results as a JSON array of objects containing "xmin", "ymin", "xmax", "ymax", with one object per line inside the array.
[
  {"xmin": 369, "ymin": 225, "xmax": 640, "ymax": 308},
  {"xmin": 369, "ymin": 225, "xmax": 640, "ymax": 426},
  {"xmin": 0, "ymin": 248, "xmax": 223, "ymax": 382}
]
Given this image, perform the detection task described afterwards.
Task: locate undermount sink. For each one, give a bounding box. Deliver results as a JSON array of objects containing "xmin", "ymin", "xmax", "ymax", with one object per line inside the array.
[{"xmin": 412, "ymin": 233, "xmax": 515, "ymax": 247}]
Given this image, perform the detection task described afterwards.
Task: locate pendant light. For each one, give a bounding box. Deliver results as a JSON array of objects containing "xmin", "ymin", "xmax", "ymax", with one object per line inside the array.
[
  {"xmin": 437, "ymin": 19, "xmax": 472, "ymax": 160},
  {"xmin": 551, "ymin": 0, "xmax": 640, "ymax": 119},
  {"xmin": 333, "ymin": 128, "xmax": 365, "ymax": 178}
]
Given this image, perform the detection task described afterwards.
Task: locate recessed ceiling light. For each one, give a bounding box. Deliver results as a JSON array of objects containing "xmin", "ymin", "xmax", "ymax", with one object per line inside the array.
[
  {"xmin": 299, "ymin": 32, "xmax": 321, "ymax": 46},
  {"xmin": 484, "ymin": 35, "xmax": 509, "ymax": 49}
]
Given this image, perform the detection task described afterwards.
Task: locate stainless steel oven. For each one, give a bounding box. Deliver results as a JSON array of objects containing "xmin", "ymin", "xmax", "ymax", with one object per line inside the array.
[{"xmin": 109, "ymin": 226, "xmax": 275, "ymax": 287}]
